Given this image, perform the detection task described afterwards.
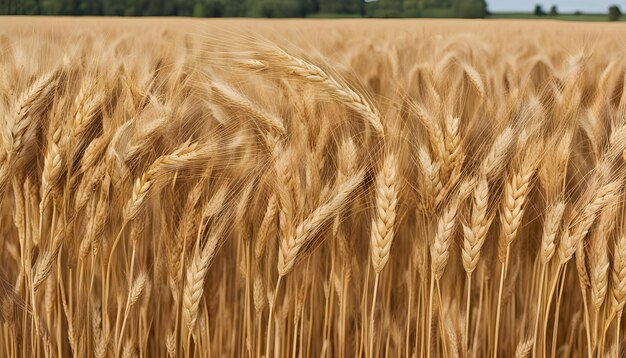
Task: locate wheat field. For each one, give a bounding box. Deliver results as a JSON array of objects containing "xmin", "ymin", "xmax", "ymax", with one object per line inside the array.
[{"xmin": 1, "ymin": 17, "xmax": 626, "ymax": 357}]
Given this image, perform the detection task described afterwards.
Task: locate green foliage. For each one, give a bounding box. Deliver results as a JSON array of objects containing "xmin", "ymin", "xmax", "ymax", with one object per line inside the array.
[
  {"xmin": 534, "ymin": 4, "xmax": 545, "ymax": 16},
  {"xmin": 366, "ymin": 0, "xmax": 420, "ymax": 17},
  {"xmin": 0, "ymin": 0, "xmax": 512, "ymax": 19},
  {"xmin": 422, "ymin": 0, "xmax": 452, "ymax": 9},
  {"xmin": 421, "ymin": 7, "xmax": 454, "ymax": 17},
  {"xmin": 247, "ymin": 0, "xmax": 302, "ymax": 17},
  {"xmin": 453, "ymin": 0, "xmax": 485, "ymax": 18},
  {"xmin": 205, "ymin": 0, "xmax": 224, "ymax": 16},
  {"xmin": 609, "ymin": 5, "xmax": 621, "ymax": 21},
  {"xmin": 193, "ymin": 1, "xmax": 204, "ymax": 16},
  {"xmin": 402, "ymin": 0, "xmax": 420, "ymax": 16},
  {"xmin": 319, "ymin": 0, "xmax": 362, "ymax": 15},
  {"xmin": 549, "ymin": 5, "xmax": 557, "ymax": 16},
  {"xmin": 189, "ymin": 0, "xmax": 231, "ymax": 16}
]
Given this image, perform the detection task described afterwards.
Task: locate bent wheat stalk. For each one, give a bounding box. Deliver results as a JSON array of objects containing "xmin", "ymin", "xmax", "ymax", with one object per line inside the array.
[{"xmin": 233, "ymin": 47, "xmax": 385, "ymax": 137}]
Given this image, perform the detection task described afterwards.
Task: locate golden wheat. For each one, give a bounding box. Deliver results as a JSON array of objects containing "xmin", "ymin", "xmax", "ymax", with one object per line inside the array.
[{"xmin": 1, "ymin": 17, "xmax": 626, "ymax": 358}]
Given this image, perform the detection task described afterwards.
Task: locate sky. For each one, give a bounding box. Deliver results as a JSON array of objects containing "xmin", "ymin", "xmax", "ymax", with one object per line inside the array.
[{"xmin": 488, "ymin": 0, "xmax": 626, "ymax": 13}]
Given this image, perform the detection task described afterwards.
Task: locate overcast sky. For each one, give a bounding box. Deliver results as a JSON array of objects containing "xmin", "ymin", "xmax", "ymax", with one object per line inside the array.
[{"xmin": 488, "ymin": 0, "xmax": 626, "ymax": 13}]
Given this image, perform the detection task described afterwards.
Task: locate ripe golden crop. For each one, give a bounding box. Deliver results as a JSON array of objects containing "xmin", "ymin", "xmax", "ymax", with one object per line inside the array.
[{"xmin": 1, "ymin": 17, "xmax": 625, "ymax": 357}]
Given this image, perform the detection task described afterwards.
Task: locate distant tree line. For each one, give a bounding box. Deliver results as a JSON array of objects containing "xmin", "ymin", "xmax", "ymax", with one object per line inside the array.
[
  {"xmin": 534, "ymin": 3, "xmax": 622, "ymax": 21},
  {"xmin": 0, "ymin": 0, "xmax": 487, "ymax": 18}
]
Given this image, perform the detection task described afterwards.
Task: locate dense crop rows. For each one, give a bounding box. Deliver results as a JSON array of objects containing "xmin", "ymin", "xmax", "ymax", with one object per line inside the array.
[{"xmin": 1, "ymin": 18, "xmax": 626, "ymax": 357}]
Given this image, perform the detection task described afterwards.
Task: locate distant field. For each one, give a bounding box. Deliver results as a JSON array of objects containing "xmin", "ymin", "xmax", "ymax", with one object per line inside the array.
[
  {"xmin": 490, "ymin": 12, "xmax": 623, "ymax": 21},
  {"xmin": 306, "ymin": 12, "xmax": 622, "ymax": 21},
  {"xmin": 301, "ymin": 9, "xmax": 625, "ymax": 21}
]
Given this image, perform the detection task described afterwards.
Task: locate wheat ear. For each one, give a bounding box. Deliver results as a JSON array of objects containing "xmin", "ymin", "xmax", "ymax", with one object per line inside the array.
[
  {"xmin": 558, "ymin": 179, "xmax": 620, "ymax": 265},
  {"xmin": 495, "ymin": 145, "xmax": 540, "ymax": 357},
  {"xmin": 417, "ymin": 146, "xmax": 443, "ymax": 210},
  {"xmin": 500, "ymin": 152, "xmax": 538, "ymax": 251},
  {"xmin": 123, "ymin": 141, "xmax": 213, "ymax": 221},
  {"xmin": 442, "ymin": 115, "xmax": 465, "ymax": 190},
  {"xmin": 40, "ymin": 126, "xmax": 64, "ymax": 202},
  {"xmin": 369, "ymin": 153, "xmax": 399, "ymax": 357},
  {"xmin": 210, "ymin": 81, "xmax": 285, "ymax": 134},
  {"xmin": 241, "ymin": 48, "xmax": 384, "ymax": 136},
  {"xmin": 481, "ymin": 126, "xmax": 514, "ymax": 180},
  {"xmin": 370, "ymin": 153, "xmax": 399, "ymax": 273},
  {"xmin": 431, "ymin": 194, "xmax": 460, "ymax": 280},
  {"xmin": 182, "ymin": 221, "xmax": 226, "ymax": 333},
  {"xmin": 254, "ymin": 194, "xmax": 278, "ymax": 261},
  {"xmin": 461, "ymin": 174, "xmax": 491, "ymax": 274},
  {"xmin": 541, "ymin": 201, "xmax": 566, "ymax": 264},
  {"xmin": 589, "ymin": 205, "xmax": 616, "ymax": 309},
  {"xmin": 0, "ymin": 71, "xmax": 58, "ymax": 201},
  {"xmin": 514, "ymin": 338, "xmax": 534, "ymax": 358},
  {"xmin": 278, "ymin": 170, "xmax": 364, "ymax": 276},
  {"xmin": 611, "ymin": 233, "xmax": 626, "ymax": 315}
]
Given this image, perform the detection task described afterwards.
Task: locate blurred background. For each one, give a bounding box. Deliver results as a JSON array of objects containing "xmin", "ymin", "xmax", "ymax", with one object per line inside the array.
[{"xmin": 0, "ymin": 0, "xmax": 624, "ymax": 21}]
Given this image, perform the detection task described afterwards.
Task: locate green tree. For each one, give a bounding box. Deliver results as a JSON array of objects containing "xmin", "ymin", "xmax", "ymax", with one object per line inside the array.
[
  {"xmin": 368, "ymin": 0, "xmax": 431, "ymax": 17},
  {"xmin": 403, "ymin": 0, "xmax": 420, "ymax": 17},
  {"xmin": 41, "ymin": 0, "xmax": 62, "ymax": 14},
  {"xmin": 78, "ymin": 0, "xmax": 104, "ymax": 15},
  {"xmin": 366, "ymin": 0, "xmax": 402, "ymax": 17},
  {"xmin": 175, "ymin": 0, "xmax": 195, "ymax": 16},
  {"xmin": 16, "ymin": 0, "xmax": 41, "ymax": 14},
  {"xmin": 144, "ymin": 0, "xmax": 176, "ymax": 15},
  {"xmin": 421, "ymin": 0, "xmax": 451, "ymax": 8},
  {"xmin": 549, "ymin": 5, "xmax": 557, "ymax": 16},
  {"xmin": 102, "ymin": 0, "xmax": 125, "ymax": 15},
  {"xmin": 204, "ymin": 0, "xmax": 225, "ymax": 16},
  {"xmin": 609, "ymin": 5, "xmax": 621, "ymax": 21},
  {"xmin": 222, "ymin": 0, "xmax": 245, "ymax": 16},
  {"xmin": 193, "ymin": 1, "xmax": 204, "ymax": 16},
  {"xmin": 534, "ymin": 4, "xmax": 544, "ymax": 16}
]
